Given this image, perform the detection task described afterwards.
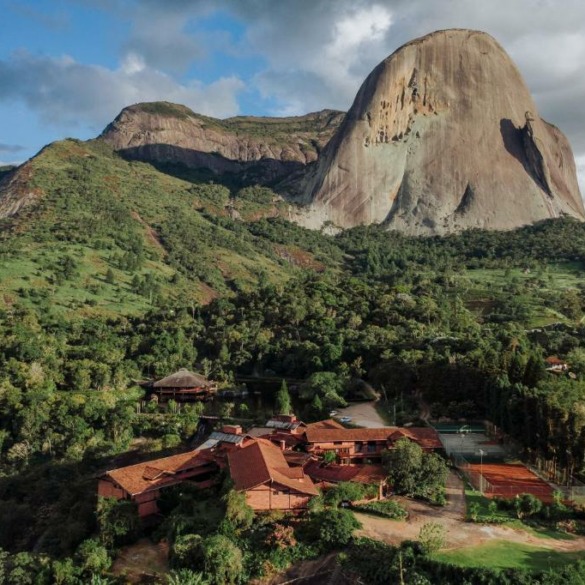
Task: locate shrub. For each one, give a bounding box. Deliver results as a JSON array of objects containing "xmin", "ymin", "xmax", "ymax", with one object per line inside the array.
[
  {"xmin": 324, "ymin": 482, "xmax": 370, "ymax": 507},
  {"xmin": 353, "ymin": 500, "xmax": 407, "ymax": 520},
  {"xmin": 418, "ymin": 522, "xmax": 445, "ymax": 554},
  {"xmin": 307, "ymin": 509, "xmax": 361, "ymax": 551}
]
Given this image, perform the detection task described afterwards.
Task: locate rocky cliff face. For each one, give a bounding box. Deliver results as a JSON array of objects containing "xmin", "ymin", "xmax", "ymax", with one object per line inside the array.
[
  {"xmin": 301, "ymin": 29, "xmax": 585, "ymax": 234},
  {"xmin": 99, "ymin": 102, "xmax": 343, "ymax": 185}
]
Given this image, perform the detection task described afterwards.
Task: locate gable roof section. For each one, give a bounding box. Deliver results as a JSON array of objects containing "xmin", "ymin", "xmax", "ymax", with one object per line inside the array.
[
  {"xmin": 105, "ymin": 449, "xmax": 215, "ymax": 496},
  {"xmin": 388, "ymin": 427, "xmax": 443, "ymax": 450},
  {"xmin": 228, "ymin": 439, "xmax": 318, "ymax": 496},
  {"xmin": 306, "ymin": 419, "xmax": 346, "ymax": 430},
  {"xmin": 304, "ymin": 425, "xmax": 441, "ymax": 449},
  {"xmin": 304, "ymin": 460, "xmax": 387, "ymax": 484},
  {"xmin": 304, "ymin": 427, "xmax": 393, "ymax": 443}
]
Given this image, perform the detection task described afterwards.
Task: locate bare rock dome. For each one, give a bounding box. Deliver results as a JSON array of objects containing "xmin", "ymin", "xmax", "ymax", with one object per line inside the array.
[{"xmin": 302, "ymin": 29, "xmax": 584, "ymax": 234}]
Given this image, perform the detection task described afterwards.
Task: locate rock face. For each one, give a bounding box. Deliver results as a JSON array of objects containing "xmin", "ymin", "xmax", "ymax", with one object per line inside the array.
[
  {"xmin": 0, "ymin": 163, "xmax": 42, "ymax": 219},
  {"xmin": 100, "ymin": 102, "xmax": 343, "ymax": 185},
  {"xmin": 302, "ymin": 29, "xmax": 585, "ymax": 234}
]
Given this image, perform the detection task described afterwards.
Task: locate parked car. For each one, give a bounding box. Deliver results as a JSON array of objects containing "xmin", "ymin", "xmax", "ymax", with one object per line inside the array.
[
  {"xmin": 340, "ymin": 416, "xmax": 352, "ymax": 423},
  {"xmin": 329, "ymin": 410, "xmax": 338, "ymax": 417}
]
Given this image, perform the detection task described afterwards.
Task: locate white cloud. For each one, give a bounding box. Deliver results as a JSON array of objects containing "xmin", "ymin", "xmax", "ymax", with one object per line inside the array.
[
  {"xmin": 0, "ymin": 51, "xmax": 245, "ymax": 131},
  {"xmin": 120, "ymin": 52, "xmax": 146, "ymax": 75},
  {"xmin": 4, "ymin": 0, "xmax": 585, "ymax": 186},
  {"xmin": 122, "ymin": 9, "xmax": 207, "ymax": 73}
]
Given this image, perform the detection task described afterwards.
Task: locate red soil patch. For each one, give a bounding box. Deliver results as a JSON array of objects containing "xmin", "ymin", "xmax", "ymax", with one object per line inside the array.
[
  {"xmin": 198, "ymin": 281, "xmax": 219, "ymax": 305},
  {"xmin": 131, "ymin": 211, "xmax": 167, "ymax": 256},
  {"xmin": 468, "ymin": 463, "xmax": 554, "ymax": 502},
  {"xmin": 274, "ymin": 244, "xmax": 325, "ymax": 271}
]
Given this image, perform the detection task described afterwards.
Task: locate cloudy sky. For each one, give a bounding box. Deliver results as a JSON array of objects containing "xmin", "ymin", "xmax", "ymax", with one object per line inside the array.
[{"xmin": 1, "ymin": 0, "xmax": 584, "ymax": 192}]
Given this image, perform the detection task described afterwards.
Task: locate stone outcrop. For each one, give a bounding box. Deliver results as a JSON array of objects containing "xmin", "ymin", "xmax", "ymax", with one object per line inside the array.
[
  {"xmin": 99, "ymin": 102, "xmax": 343, "ymax": 185},
  {"xmin": 0, "ymin": 163, "xmax": 42, "ymax": 219},
  {"xmin": 301, "ymin": 29, "xmax": 584, "ymax": 234}
]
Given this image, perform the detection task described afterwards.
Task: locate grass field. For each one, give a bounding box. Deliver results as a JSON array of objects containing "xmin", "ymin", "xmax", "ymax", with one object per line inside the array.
[
  {"xmin": 434, "ymin": 540, "xmax": 582, "ymax": 571},
  {"xmin": 466, "ymin": 262, "xmax": 585, "ymax": 290}
]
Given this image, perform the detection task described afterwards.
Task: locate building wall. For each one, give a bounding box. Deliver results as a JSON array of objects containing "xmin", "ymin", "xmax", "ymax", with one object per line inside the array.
[
  {"xmin": 245, "ymin": 483, "xmax": 311, "ymax": 511},
  {"xmin": 137, "ymin": 500, "xmax": 159, "ymax": 517},
  {"xmin": 307, "ymin": 440, "xmax": 388, "ymax": 459},
  {"xmin": 97, "ymin": 479, "xmax": 126, "ymax": 500}
]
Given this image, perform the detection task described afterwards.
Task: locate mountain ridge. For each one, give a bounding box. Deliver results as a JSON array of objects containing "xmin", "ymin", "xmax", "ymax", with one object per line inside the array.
[
  {"xmin": 99, "ymin": 102, "xmax": 344, "ymax": 188},
  {"xmin": 1, "ymin": 29, "xmax": 583, "ymax": 238}
]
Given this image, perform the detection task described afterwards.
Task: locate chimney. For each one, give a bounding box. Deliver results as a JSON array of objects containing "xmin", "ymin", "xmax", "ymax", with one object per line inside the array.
[
  {"xmin": 222, "ymin": 425, "xmax": 242, "ymax": 435},
  {"xmin": 275, "ymin": 414, "xmax": 296, "ymax": 423},
  {"xmin": 280, "ymin": 440, "xmax": 286, "ymax": 451}
]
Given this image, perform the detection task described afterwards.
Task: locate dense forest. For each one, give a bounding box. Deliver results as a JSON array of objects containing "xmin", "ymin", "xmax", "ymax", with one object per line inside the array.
[{"xmin": 3, "ymin": 141, "xmax": 585, "ymax": 581}]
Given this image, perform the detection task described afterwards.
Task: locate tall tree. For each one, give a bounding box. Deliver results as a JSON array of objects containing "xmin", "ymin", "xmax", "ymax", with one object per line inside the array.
[{"xmin": 275, "ymin": 380, "xmax": 292, "ymax": 415}]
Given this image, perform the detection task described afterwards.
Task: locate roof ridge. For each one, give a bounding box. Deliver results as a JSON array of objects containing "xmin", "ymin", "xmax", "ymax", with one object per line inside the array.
[{"xmin": 255, "ymin": 439, "xmax": 279, "ymax": 483}]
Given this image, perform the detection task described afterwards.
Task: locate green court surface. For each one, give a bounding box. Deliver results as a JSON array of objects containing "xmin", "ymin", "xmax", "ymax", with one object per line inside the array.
[{"xmin": 432, "ymin": 422, "xmax": 486, "ymax": 434}]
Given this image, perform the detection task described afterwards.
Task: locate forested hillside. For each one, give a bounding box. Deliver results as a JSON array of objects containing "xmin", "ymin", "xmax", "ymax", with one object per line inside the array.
[{"xmin": 3, "ymin": 139, "xmax": 585, "ymax": 581}]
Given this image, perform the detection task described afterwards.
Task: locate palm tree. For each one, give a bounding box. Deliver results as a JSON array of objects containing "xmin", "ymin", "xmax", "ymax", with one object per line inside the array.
[{"xmin": 167, "ymin": 569, "xmax": 210, "ymax": 585}]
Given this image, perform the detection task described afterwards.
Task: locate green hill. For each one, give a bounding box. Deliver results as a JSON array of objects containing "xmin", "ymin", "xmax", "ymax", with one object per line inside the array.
[{"xmin": 0, "ymin": 139, "xmax": 340, "ymax": 317}]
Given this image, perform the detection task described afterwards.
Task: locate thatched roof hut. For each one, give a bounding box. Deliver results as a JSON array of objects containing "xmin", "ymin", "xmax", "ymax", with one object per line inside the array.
[
  {"xmin": 153, "ymin": 368, "xmax": 212, "ymax": 389},
  {"xmin": 149, "ymin": 368, "xmax": 216, "ymax": 402}
]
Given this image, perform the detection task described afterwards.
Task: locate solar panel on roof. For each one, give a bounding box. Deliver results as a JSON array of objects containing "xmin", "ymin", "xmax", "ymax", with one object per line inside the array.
[
  {"xmin": 265, "ymin": 420, "xmax": 300, "ymax": 430},
  {"xmin": 209, "ymin": 431, "xmax": 245, "ymax": 444}
]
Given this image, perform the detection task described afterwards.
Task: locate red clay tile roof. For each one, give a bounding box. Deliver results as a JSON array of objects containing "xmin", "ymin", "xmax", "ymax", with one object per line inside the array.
[
  {"xmin": 245, "ymin": 429, "xmax": 303, "ymax": 448},
  {"xmin": 304, "ymin": 427, "xmax": 393, "ymax": 443},
  {"xmin": 105, "ymin": 449, "xmax": 216, "ymax": 496},
  {"xmin": 304, "ymin": 460, "xmax": 387, "ymax": 484},
  {"xmin": 228, "ymin": 439, "xmax": 318, "ymax": 496},
  {"xmin": 283, "ymin": 451, "xmax": 313, "ymax": 467},
  {"xmin": 306, "ymin": 419, "xmax": 346, "ymax": 430},
  {"xmin": 388, "ymin": 427, "xmax": 443, "ymax": 450},
  {"xmin": 304, "ymin": 425, "xmax": 441, "ymax": 449}
]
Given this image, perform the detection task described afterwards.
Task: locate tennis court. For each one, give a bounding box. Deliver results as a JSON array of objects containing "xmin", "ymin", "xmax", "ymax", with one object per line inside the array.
[
  {"xmin": 467, "ymin": 462, "xmax": 554, "ymax": 502},
  {"xmin": 438, "ymin": 425, "xmax": 556, "ymax": 502}
]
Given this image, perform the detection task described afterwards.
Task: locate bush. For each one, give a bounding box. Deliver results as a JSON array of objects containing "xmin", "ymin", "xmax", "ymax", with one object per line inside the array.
[
  {"xmin": 418, "ymin": 522, "xmax": 445, "ymax": 554},
  {"xmin": 514, "ymin": 493, "xmax": 543, "ymax": 519},
  {"xmin": 306, "ymin": 509, "xmax": 361, "ymax": 551},
  {"xmin": 202, "ymin": 534, "xmax": 242, "ymax": 585},
  {"xmin": 353, "ymin": 500, "xmax": 407, "ymax": 520},
  {"xmin": 324, "ymin": 482, "xmax": 371, "ymax": 507}
]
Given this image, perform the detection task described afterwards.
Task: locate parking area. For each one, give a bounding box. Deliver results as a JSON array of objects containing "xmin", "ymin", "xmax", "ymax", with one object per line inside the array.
[{"xmin": 333, "ymin": 401, "xmax": 390, "ymax": 428}]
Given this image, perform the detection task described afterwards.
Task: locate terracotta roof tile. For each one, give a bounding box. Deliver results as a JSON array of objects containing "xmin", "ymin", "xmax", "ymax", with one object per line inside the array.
[
  {"xmin": 306, "ymin": 419, "xmax": 346, "ymax": 430},
  {"xmin": 304, "ymin": 427, "xmax": 392, "ymax": 443},
  {"xmin": 304, "ymin": 460, "xmax": 387, "ymax": 484},
  {"xmin": 304, "ymin": 426, "xmax": 441, "ymax": 449},
  {"xmin": 228, "ymin": 439, "xmax": 318, "ymax": 496},
  {"xmin": 105, "ymin": 449, "xmax": 216, "ymax": 496}
]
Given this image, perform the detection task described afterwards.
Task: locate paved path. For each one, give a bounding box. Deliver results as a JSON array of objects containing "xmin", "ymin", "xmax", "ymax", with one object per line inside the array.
[{"xmin": 335, "ymin": 401, "xmax": 390, "ymax": 428}]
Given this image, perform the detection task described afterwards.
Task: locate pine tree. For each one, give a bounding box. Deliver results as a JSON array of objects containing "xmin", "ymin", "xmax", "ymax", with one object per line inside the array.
[{"xmin": 275, "ymin": 380, "xmax": 292, "ymax": 415}]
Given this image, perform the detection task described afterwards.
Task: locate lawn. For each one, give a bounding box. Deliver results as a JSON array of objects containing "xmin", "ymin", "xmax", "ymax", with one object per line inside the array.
[
  {"xmin": 465, "ymin": 489, "xmax": 575, "ymax": 541},
  {"xmin": 433, "ymin": 540, "xmax": 582, "ymax": 571},
  {"xmin": 465, "ymin": 488, "xmax": 514, "ymax": 522}
]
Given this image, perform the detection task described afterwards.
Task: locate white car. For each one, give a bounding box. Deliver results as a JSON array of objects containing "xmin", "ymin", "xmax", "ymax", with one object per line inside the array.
[
  {"xmin": 329, "ymin": 410, "xmax": 338, "ymax": 417},
  {"xmin": 340, "ymin": 416, "xmax": 352, "ymax": 423}
]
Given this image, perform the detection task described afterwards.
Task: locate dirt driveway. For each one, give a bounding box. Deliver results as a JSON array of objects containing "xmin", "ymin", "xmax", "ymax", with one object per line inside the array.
[{"xmin": 355, "ymin": 471, "xmax": 585, "ymax": 553}]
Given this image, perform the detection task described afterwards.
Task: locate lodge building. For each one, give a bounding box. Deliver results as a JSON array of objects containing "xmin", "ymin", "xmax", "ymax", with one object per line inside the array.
[{"xmin": 98, "ymin": 414, "xmax": 441, "ymax": 518}]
